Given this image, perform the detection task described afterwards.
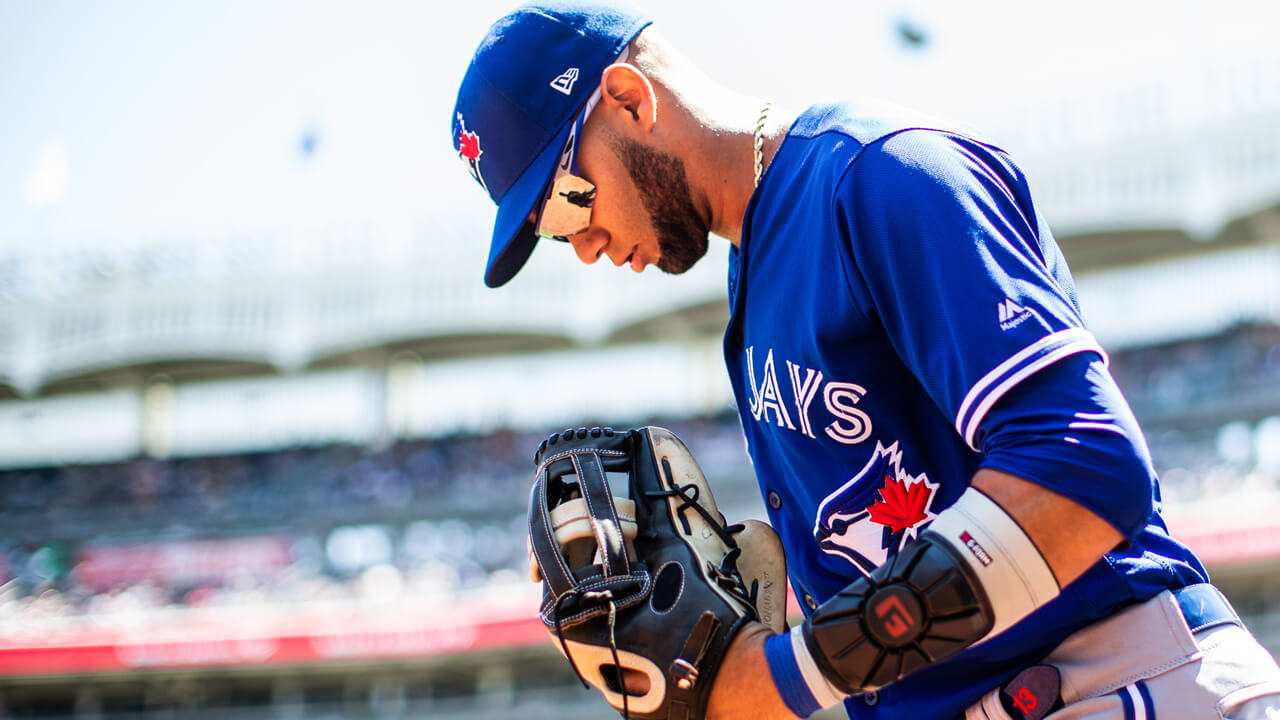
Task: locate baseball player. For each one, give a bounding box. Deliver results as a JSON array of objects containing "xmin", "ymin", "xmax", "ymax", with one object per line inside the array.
[{"xmin": 451, "ymin": 2, "xmax": 1280, "ymax": 718}]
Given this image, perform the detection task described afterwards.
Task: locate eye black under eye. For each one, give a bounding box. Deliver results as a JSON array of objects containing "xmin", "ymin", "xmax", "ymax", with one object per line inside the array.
[{"xmin": 562, "ymin": 187, "xmax": 595, "ymax": 208}]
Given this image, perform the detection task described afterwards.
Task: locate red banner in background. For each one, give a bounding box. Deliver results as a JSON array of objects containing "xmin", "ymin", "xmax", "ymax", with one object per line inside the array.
[
  {"xmin": 76, "ymin": 535, "xmax": 292, "ymax": 591},
  {"xmin": 0, "ymin": 584, "xmax": 799, "ymax": 679},
  {"xmin": 0, "ymin": 617, "xmax": 546, "ymax": 677},
  {"xmin": 0, "ymin": 587, "xmax": 548, "ymax": 678},
  {"xmin": 1166, "ymin": 502, "xmax": 1280, "ymax": 568}
]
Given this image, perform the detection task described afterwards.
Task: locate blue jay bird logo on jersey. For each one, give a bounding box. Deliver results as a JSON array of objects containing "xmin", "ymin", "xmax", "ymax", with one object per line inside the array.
[{"xmin": 814, "ymin": 442, "xmax": 939, "ymax": 576}]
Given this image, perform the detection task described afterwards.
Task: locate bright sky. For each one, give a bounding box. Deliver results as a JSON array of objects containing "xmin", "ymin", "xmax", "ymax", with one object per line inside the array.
[{"xmin": 1, "ymin": 0, "xmax": 1276, "ymax": 248}]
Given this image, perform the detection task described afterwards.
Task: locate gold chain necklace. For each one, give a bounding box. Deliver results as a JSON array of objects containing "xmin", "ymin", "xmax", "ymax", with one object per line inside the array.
[{"xmin": 753, "ymin": 99, "xmax": 772, "ymax": 189}]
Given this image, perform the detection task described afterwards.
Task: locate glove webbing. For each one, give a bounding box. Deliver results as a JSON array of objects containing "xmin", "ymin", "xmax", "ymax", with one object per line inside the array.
[
  {"xmin": 530, "ymin": 447, "xmax": 632, "ymax": 600},
  {"xmin": 531, "ymin": 447, "xmax": 649, "ymax": 630},
  {"xmin": 571, "ymin": 450, "xmax": 630, "ymax": 580}
]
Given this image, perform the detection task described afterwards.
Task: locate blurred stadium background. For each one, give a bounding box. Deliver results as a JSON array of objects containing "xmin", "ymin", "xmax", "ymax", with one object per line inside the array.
[{"xmin": 2, "ymin": 1, "xmax": 1280, "ymax": 718}]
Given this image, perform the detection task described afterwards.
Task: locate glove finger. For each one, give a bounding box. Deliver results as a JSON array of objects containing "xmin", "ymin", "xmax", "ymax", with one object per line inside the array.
[{"xmin": 733, "ymin": 519, "xmax": 789, "ymax": 634}]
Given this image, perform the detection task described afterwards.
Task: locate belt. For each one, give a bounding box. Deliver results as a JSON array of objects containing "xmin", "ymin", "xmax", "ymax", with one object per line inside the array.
[{"xmin": 1173, "ymin": 583, "xmax": 1242, "ymax": 634}]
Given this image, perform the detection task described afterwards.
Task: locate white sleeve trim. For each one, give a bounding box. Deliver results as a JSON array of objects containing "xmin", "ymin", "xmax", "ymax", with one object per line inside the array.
[
  {"xmin": 954, "ymin": 328, "xmax": 1108, "ymax": 451},
  {"xmin": 1066, "ymin": 420, "xmax": 1125, "ymax": 434},
  {"xmin": 789, "ymin": 625, "xmax": 848, "ymax": 710}
]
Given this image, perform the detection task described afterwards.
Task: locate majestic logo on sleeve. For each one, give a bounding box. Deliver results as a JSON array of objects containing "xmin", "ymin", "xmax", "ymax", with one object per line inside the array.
[
  {"xmin": 997, "ymin": 298, "xmax": 1037, "ymax": 331},
  {"xmin": 455, "ymin": 113, "xmax": 487, "ymax": 192},
  {"xmin": 813, "ymin": 442, "xmax": 939, "ymax": 575}
]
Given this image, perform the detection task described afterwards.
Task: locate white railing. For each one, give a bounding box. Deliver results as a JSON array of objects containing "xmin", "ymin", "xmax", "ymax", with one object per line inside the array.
[{"xmin": 0, "ymin": 223, "xmax": 735, "ymax": 394}]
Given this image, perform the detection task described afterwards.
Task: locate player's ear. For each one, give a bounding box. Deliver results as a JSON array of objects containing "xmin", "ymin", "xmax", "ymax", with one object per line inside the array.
[{"xmin": 599, "ymin": 63, "xmax": 656, "ymax": 133}]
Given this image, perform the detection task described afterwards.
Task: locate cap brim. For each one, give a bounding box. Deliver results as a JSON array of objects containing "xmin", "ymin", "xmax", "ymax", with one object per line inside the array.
[{"xmin": 483, "ymin": 119, "xmax": 575, "ymax": 288}]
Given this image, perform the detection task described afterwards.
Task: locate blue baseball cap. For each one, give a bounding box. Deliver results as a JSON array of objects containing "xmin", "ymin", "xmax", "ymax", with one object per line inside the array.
[{"xmin": 452, "ymin": 2, "xmax": 651, "ymax": 288}]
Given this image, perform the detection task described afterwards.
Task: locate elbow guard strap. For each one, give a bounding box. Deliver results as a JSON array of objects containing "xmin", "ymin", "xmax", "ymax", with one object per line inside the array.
[{"xmin": 799, "ymin": 488, "xmax": 1060, "ymax": 695}]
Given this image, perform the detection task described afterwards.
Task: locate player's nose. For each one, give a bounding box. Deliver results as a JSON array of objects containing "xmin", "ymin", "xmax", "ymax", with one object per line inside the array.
[{"xmin": 568, "ymin": 229, "xmax": 608, "ymax": 265}]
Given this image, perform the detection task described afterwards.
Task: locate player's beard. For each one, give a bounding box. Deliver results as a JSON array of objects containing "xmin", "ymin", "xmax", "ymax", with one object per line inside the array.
[{"xmin": 608, "ymin": 135, "xmax": 709, "ymax": 274}]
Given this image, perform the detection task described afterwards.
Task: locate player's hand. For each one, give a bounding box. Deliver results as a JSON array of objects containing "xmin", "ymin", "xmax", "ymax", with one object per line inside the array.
[{"xmin": 706, "ymin": 621, "xmax": 797, "ymax": 720}]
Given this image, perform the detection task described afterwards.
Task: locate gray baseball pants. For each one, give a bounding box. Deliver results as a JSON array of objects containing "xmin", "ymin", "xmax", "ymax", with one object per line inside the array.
[{"xmin": 965, "ymin": 584, "xmax": 1280, "ymax": 720}]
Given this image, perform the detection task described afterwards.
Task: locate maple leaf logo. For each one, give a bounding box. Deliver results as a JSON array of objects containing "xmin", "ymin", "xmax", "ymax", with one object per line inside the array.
[
  {"xmin": 814, "ymin": 441, "xmax": 940, "ymax": 574},
  {"xmin": 867, "ymin": 474, "xmax": 936, "ymax": 534},
  {"xmin": 455, "ymin": 113, "xmax": 487, "ymax": 191},
  {"xmin": 457, "ymin": 128, "xmax": 481, "ymax": 162}
]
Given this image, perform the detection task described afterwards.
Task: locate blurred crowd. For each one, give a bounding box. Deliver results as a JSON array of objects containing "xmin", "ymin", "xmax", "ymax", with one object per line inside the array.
[
  {"xmin": 1110, "ymin": 322, "xmax": 1280, "ymax": 417},
  {"xmin": 0, "ymin": 416, "xmax": 756, "ymax": 629},
  {"xmin": 0, "ymin": 430, "xmax": 537, "ymax": 545},
  {"xmin": 3, "ymin": 324, "xmax": 1279, "ymax": 628}
]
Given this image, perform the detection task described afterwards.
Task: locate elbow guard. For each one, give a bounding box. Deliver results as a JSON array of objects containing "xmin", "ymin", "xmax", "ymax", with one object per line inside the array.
[{"xmin": 799, "ymin": 488, "xmax": 1060, "ymax": 695}]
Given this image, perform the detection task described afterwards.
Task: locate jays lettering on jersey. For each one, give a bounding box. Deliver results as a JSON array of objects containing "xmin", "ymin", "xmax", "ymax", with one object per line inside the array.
[{"xmin": 723, "ymin": 100, "xmax": 1208, "ymax": 718}]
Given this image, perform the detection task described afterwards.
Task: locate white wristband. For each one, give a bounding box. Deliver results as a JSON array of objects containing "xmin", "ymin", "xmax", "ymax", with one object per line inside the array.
[
  {"xmin": 789, "ymin": 624, "xmax": 847, "ymax": 709},
  {"xmin": 928, "ymin": 487, "xmax": 1060, "ymax": 641}
]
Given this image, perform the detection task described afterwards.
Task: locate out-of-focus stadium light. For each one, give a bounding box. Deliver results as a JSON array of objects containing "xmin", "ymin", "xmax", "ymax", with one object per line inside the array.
[
  {"xmin": 1217, "ymin": 420, "xmax": 1255, "ymax": 466},
  {"xmin": 324, "ymin": 524, "xmax": 393, "ymax": 576},
  {"xmin": 1258, "ymin": 416, "xmax": 1280, "ymax": 473}
]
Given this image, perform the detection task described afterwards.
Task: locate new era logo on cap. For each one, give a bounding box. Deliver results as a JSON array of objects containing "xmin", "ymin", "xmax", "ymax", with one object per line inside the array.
[{"xmin": 550, "ymin": 67, "xmax": 580, "ymax": 95}]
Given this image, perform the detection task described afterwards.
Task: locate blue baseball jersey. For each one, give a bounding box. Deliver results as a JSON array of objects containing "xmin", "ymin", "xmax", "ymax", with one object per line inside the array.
[{"xmin": 722, "ymin": 100, "xmax": 1209, "ymax": 718}]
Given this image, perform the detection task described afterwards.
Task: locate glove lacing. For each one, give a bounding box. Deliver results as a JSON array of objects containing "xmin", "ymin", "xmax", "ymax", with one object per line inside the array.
[{"xmin": 645, "ymin": 472, "xmax": 761, "ymax": 614}]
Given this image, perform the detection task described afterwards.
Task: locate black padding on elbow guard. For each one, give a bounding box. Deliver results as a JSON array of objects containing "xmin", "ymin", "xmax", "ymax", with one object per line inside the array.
[{"xmin": 800, "ymin": 531, "xmax": 994, "ymax": 693}]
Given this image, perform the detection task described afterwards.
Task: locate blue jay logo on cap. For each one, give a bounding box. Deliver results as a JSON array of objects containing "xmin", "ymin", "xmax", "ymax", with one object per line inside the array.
[
  {"xmin": 550, "ymin": 67, "xmax": 580, "ymax": 95},
  {"xmin": 455, "ymin": 112, "xmax": 487, "ymax": 192}
]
